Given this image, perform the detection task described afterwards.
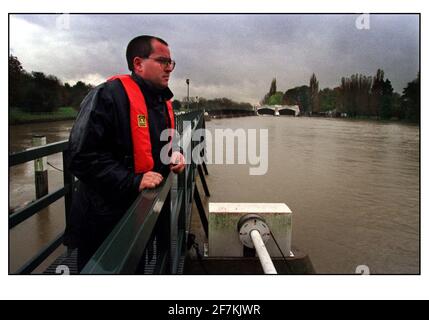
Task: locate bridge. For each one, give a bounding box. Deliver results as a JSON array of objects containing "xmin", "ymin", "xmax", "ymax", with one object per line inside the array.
[{"xmin": 257, "ymin": 105, "xmax": 300, "ymax": 116}]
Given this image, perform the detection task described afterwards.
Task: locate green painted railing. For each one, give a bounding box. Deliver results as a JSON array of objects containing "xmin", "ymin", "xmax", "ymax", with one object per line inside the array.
[{"xmin": 81, "ymin": 111, "xmax": 206, "ymax": 274}]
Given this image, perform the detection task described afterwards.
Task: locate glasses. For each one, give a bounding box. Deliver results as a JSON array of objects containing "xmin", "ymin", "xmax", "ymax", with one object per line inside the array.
[{"xmin": 147, "ymin": 56, "xmax": 176, "ymax": 70}]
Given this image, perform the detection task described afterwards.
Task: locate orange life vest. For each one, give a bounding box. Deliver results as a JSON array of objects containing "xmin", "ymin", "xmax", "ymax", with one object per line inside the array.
[{"xmin": 107, "ymin": 74, "xmax": 175, "ymax": 174}]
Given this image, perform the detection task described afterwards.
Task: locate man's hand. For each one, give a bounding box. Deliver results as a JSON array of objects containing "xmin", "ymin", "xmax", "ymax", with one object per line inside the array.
[
  {"xmin": 139, "ymin": 171, "xmax": 164, "ymax": 191},
  {"xmin": 170, "ymin": 151, "xmax": 185, "ymax": 173}
]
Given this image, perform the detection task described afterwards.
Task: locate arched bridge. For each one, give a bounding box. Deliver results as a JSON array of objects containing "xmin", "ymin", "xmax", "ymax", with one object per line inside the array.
[{"xmin": 257, "ymin": 105, "xmax": 300, "ymax": 116}]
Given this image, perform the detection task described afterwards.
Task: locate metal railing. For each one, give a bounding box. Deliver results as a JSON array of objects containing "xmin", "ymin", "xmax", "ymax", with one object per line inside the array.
[
  {"xmin": 9, "ymin": 141, "xmax": 74, "ymax": 274},
  {"xmin": 81, "ymin": 110, "xmax": 206, "ymax": 274},
  {"xmin": 9, "ymin": 110, "xmax": 207, "ymax": 275}
]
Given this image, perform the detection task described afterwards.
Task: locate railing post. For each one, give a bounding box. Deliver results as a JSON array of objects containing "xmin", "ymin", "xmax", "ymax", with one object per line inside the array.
[
  {"xmin": 62, "ymin": 148, "xmax": 74, "ymax": 253},
  {"xmin": 156, "ymin": 191, "xmax": 172, "ymax": 274},
  {"xmin": 201, "ymin": 117, "xmax": 209, "ymax": 175},
  {"xmin": 32, "ymin": 135, "xmax": 48, "ymax": 199},
  {"xmin": 176, "ymin": 168, "xmax": 187, "ymax": 265}
]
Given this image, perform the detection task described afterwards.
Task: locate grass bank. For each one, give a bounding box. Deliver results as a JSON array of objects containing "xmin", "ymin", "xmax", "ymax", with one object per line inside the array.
[{"xmin": 9, "ymin": 107, "xmax": 78, "ymax": 125}]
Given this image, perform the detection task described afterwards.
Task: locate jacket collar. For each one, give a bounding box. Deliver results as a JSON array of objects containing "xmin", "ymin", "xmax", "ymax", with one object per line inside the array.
[{"xmin": 131, "ymin": 72, "xmax": 173, "ymax": 101}]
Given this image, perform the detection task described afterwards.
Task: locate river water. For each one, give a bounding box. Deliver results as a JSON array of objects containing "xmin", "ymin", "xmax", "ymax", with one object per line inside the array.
[
  {"xmin": 9, "ymin": 121, "xmax": 73, "ymax": 273},
  {"xmin": 9, "ymin": 117, "xmax": 419, "ymax": 274}
]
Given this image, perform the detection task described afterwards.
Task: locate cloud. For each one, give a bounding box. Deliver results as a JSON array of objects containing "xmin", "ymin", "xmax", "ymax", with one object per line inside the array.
[{"xmin": 10, "ymin": 14, "xmax": 419, "ymax": 104}]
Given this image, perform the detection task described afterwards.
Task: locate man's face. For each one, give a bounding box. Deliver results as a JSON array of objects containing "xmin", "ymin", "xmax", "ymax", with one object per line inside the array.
[{"xmin": 134, "ymin": 39, "xmax": 174, "ymax": 89}]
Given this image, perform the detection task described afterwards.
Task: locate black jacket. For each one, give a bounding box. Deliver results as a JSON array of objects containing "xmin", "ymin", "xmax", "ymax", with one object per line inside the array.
[{"xmin": 64, "ymin": 73, "xmax": 173, "ymax": 249}]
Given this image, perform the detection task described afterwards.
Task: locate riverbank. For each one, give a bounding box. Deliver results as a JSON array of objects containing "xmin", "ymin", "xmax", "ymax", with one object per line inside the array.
[
  {"xmin": 268, "ymin": 113, "xmax": 419, "ymax": 125},
  {"xmin": 9, "ymin": 107, "xmax": 418, "ymax": 126},
  {"xmin": 327, "ymin": 115, "xmax": 420, "ymax": 126},
  {"xmin": 9, "ymin": 107, "xmax": 77, "ymax": 125}
]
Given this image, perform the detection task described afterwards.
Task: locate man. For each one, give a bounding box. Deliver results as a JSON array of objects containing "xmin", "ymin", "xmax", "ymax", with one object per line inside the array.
[{"xmin": 65, "ymin": 35, "xmax": 185, "ymax": 272}]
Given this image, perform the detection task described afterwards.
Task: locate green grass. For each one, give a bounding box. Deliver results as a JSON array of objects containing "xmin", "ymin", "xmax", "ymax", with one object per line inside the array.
[{"xmin": 9, "ymin": 107, "xmax": 78, "ymax": 124}]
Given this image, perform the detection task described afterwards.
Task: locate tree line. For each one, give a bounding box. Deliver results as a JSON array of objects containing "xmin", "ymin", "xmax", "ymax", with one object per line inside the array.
[
  {"xmin": 9, "ymin": 55, "xmax": 93, "ymax": 112},
  {"xmin": 261, "ymin": 69, "xmax": 420, "ymax": 122},
  {"xmin": 9, "ymin": 54, "xmax": 419, "ymax": 122},
  {"xmin": 173, "ymin": 97, "xmax": 254, "ymax": 112},
  {"xmin": 9, "ymin": 55, "xmax": 253, "ymax": 115}
]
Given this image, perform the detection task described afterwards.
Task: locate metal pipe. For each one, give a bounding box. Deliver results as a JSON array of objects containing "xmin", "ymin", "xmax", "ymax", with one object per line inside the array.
[{"xmin": 250, "ymin": 229, "xmax": 277, "ymax": 274}]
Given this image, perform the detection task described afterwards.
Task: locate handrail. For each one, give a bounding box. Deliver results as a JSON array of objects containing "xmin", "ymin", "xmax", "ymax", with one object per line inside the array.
[
  {"xmin": 81, "ymin": 111, "xmax": 206, "ymax": 274},
  {"xmin": 81, "ymin": 174, "xmax": 174, "ymax": 274},
  {"xmin": 9, "ymin": 140, "xmax": 69, "ymax": 166}
]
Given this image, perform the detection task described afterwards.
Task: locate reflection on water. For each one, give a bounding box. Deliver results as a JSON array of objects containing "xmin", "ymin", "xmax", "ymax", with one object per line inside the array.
[{"xmin": 9, "ymin": 117, "xmax": 419, "ymax": 274}]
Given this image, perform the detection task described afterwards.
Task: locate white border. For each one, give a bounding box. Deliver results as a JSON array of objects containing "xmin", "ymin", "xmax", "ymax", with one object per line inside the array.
[{"xmin": 2, "ymin": 0, "xmax": 426, "ymax": 300}]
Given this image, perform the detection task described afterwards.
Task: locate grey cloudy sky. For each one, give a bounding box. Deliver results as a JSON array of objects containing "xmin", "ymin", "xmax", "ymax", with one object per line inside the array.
[{"xmin": 10, "ymin": 14, "xmax": 419, "ymax": 104}]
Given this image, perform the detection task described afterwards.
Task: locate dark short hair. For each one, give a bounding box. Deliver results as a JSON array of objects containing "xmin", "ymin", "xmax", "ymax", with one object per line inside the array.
[{"xmin": 126, "ymin": 35, "xmax": 168, "ymax": 71}]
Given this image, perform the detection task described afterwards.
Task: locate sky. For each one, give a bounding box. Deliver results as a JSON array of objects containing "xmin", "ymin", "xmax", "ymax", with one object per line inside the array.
[{"xmin": 9, "ymin": 14, "xmax": 419, "ymax": 105}]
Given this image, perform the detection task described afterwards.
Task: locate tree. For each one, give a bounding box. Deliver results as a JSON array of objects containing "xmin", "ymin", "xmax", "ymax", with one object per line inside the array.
[
  {"xmin": 283, "ymin": 85, "xmax": 310, "ymax": 113},
  {"xmin": 68, "ymin": 81, "xmax": 93, "ymax": 109},
  {"xmin": 339, "ymin": 73, "xmax": 372, "ymax": 116},
  {"xmin": 401, "ymin": 73, "xmax": 420, "ymax": 122},
  {"xmin": 391, "ymin": 92, "xmax": 403, "ymax": 119},
  {"xmin": 319, "ymin": 87, "xmax": 340, "ymax": 112},
  {"xmin": 172, "ymin": 99, "xmax": 182, "ymax": 111},
  {"xmin": 9, "ymin": 55, "xmax": 94, "ymax": 112},
  {"xmin": 60, "ymin": 83, "xmax": 72, "ymax": 107},
  {"xmin": 21, "ymin": 72, "xmax": 63, "ymax": 112},
  {"xmin": 193, "ymin": 97, "xmax": 253, "ymax": 112},
  {"xmin": 261, "ymin": 78, "xmax": 277, "ymax": 105},
  {"xmin": 9, "ymin": 55, "xmax": 30, "ymax": 108},
  {"xmin": 380, "ymin": 78, "xmax": 394, "ymax": 119},
  {"xmin": 370, "ymin": 69, "xmax": 384, "ymax": 117},
  {"xmin": 356, "ymin": 74, "xmax": 372, "ymax": 116},
  {"xmin": 309, "ymin": 73, "xmax": 320, "ymax": 114},
  {"xmin": 269, "ymin": 78, "xmax": 277, "ymax": 96},
  {"xmin": 268, "ymin": 92, "xmax": 283, "ymax": 105}
]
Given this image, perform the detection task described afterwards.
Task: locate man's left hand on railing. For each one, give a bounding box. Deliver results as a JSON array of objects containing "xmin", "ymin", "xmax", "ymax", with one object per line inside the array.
[{"xmin": 170, "ymin": 151, "xmax": 185, "ymax": 174}]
